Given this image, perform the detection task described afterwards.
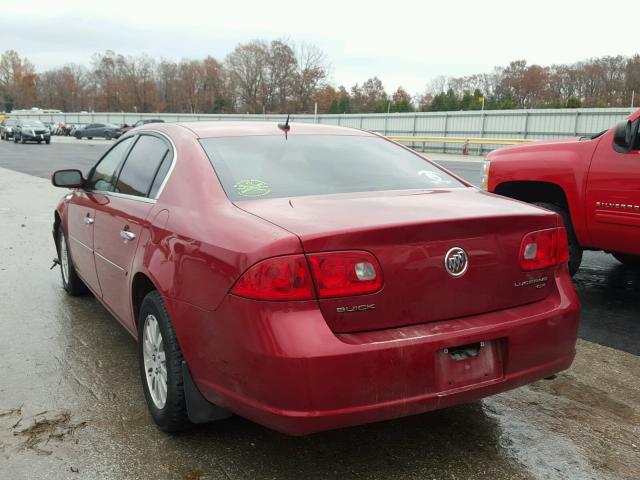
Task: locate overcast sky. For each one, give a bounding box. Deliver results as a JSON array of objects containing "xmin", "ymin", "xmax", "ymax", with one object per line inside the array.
[{"xmin": 1, "ymin": 0, "xmax": 635, "ymax": 95}]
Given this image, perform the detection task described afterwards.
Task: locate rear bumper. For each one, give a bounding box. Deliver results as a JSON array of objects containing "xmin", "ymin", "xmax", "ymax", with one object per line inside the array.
[{"xmin": 167, "ymin": 269, "xmax": 579, "ymax": 435}]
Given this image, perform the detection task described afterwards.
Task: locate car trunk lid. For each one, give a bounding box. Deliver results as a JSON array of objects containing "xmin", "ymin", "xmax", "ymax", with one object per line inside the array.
[{"xmin": 235, "ymin": 188, "xmax": 560, "ymax": 333}]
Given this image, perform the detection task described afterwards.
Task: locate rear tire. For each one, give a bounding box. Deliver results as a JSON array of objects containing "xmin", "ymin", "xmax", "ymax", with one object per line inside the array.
[
  {"xmin": 138, "ymin": 291, "xmax": 191, "ymax": 433},
  {"xmin": 87, "ymin": 137, "xmax": 93, "ymax": 140},
  {"xmin": 45, "ymin": 139, "xmax": 51, "ymax": 144},
  {"xmin": 612, "ymin": 253, "xmax": 640, "ymax": 268},
  {"xmin": 13, "ymin": 136, "xmax": 18, "ymax": 143},
  {"xmin": 57, "ymin": 227, "xmax": 89, "ymax": 296},
  {"xmin": 533, "ymin": 202, "xmax": 583, "ymax": 276}
]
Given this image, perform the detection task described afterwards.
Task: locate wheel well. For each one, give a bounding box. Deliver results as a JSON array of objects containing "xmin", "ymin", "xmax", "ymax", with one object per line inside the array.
[
  {"xmin": 494, "ymin": 181, "xmax": 569, "ymax": 210},
  {"xmin": 131, "ymin": 273, "xmax": 157, "ymax": 327}
]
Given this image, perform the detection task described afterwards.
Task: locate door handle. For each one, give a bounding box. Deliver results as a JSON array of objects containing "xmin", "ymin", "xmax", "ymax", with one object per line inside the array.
[
  {"xmin": 120, "ymin": 230, "xmax": 136, "ymax": 241},
  {"xmin": 84, "ymin": 215, "xmax": 94, "ymax": 225}
]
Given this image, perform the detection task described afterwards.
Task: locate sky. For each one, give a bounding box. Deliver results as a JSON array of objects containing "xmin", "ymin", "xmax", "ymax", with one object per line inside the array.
[{"xmin": 0, "ymin": 0, "xmax": 636, "ymax": 96}]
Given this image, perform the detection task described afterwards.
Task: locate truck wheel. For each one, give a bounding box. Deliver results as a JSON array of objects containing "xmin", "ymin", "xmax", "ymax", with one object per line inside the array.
[
  {"xmin": 612, "ymin": 253, "xmax": 640, "ymax": 268},
  {"xmin": 533, "ymin": 202, "xmax": 583, "ymax": 276}
]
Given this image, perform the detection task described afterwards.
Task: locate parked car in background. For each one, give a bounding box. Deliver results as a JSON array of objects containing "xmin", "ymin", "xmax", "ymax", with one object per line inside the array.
[
  {"xmin": 51, "ymin": 121, "xmax": 579, "ymax": 435},
  {"xmin": 75, "ymin": 123, "xmax": 123, "ymax": 140},
  {"xmin": 484, "ymin": 109, "xmax": 640, "ymax": 275},
  {"xmin": 13, "ymin": 119, "xmax": 51, "ymax": 144},
  {"xmin": 120, "ymin": 118, "xmax": 165, "ymax": 134},
  {"xmin": 1, "ymin": 118, "xmax": 18, "ymax": 140}
]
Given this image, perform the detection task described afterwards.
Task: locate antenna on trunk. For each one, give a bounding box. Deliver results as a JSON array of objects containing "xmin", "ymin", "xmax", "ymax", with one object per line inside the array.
[{"xmin": 278, "ymin": 114, "xmax": 291, "ymax": 139}]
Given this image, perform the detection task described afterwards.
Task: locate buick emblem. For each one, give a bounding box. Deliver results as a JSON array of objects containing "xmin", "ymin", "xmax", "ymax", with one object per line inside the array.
[{"xmin": 444, "ymin": 247, "xmax": 468, "ymax": 277}]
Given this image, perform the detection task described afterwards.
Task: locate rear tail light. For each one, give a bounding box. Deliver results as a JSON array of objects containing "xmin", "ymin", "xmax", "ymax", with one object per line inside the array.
[
  {"xmin": 231, "ymin": 251, "xmax": 383, "ymax": 300},
  {"xmin": 308, "ymin": 251, "xmax": 382, "ymax": 298},
  {"xmin": 232, "ymin": 254, "xmax": 314, "ymax": 300},
  {"xmin": 519, "ymin": 227, "xmax": 569, "ymax": 271}
]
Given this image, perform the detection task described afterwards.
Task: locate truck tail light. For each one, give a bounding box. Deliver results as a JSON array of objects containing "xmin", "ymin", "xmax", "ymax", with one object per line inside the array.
[
  {"xmin": 307, "ymin": 251, "xmax": 383, "ymax": 298},
  {"xmin": 519, "ymin": 227, "xmax": 569, "ymax": 271},
  {"xmin": 232, "ymin": 254, "xmax": 314, "ymax": 300}
]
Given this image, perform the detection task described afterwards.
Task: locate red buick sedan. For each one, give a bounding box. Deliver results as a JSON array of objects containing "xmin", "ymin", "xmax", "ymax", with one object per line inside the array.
[{"xmin": 51, "ymin": 122, "xmax": 580, "ymax": 435}]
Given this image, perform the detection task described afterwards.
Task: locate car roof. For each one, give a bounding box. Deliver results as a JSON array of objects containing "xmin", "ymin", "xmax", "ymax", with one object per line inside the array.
[{"xmin": 169, "ymin": 121, "xmax": 376, "ymax": 139}]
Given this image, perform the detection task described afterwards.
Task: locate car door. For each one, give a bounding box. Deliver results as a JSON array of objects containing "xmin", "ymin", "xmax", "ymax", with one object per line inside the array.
[
  {"xmin": 68, "ymin": 136, "xmax": 136, "ymax": 295},
  {"xmin": 93, "ymin": 123, "xmax": 105, "ymax": 137},
  {"xmin": 66, "ymin": 191, "xmax": 101, "ymax": 295},
  {"xmin": 585, "ymin": 125, "xmax": 640, "ymax": 255},
  {"xmin": 96, "ymin": 124, "xmax": 108, "ymax": 137},
  {"xmin": 92, "ymin": 133, "xmax": 172, "ymax": 330}
]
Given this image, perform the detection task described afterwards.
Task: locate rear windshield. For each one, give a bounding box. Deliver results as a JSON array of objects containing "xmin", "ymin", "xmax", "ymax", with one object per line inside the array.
[{"xmin": 200, "ymin": 135, "xmax": 465, "ymax": 201}]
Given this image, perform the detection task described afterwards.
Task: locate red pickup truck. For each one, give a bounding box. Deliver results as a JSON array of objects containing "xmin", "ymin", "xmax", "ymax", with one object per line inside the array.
[{"xmin": 483, "ymin": 110, "xmax": 640, "ymax": 275}]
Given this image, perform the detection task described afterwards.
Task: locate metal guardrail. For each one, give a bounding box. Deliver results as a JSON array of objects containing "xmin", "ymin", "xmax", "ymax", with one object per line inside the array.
[
  {"xmin": 387, "ymin": 136, "xmax": 532, "ymax": 146},
  {"xmin": 10, "ymin": 108, "xmax": 629, "ymax": 153}
]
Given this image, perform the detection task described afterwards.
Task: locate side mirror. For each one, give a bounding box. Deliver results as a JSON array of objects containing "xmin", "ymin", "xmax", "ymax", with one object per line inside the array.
[
  {"xmin": 52, "ymin": 169, "xmax": 85, "ymax": 188},
  {"xmin": 613, "ymin": 120, "xmax": 639, "ymax": 153}
]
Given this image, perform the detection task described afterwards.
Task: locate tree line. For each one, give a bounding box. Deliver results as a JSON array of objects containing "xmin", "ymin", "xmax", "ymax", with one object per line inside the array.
[{"xmin": 1, "ymin": 41, "xmax": 640, "ymax": 114}]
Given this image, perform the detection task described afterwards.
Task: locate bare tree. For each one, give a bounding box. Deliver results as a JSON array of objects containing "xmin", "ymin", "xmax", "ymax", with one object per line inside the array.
[
  {"xmin": 225, "ymin": 40, "xmax": 269, "ymax": 113},
  {"xmin": 292, "ymin": 42, "xmax": 329, "ymax": 112}
]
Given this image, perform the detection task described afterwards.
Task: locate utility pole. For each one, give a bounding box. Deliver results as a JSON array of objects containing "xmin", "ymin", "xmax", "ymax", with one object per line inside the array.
[{"xmin": 632, "ymin": 90, "xmax": 635, "ymax": 108}]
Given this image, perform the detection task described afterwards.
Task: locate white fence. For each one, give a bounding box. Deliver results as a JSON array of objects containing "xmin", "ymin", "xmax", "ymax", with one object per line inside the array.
[{"xmin": 10, "ymin": 108, "xmax": 635, "ymax": 153}]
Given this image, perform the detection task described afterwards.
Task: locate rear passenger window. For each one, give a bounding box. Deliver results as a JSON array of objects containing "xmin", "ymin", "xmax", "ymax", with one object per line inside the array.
[
  {"xmin": 115, "ymin": 135, "xmax": 169, "ymax": 197},
  {"xmin": 86, "ymin": 136, "xmax": 134, "ymax": 192}
]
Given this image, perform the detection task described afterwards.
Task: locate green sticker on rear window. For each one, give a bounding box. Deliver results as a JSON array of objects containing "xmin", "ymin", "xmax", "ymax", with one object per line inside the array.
[{"xmin": 234, "ymin": 179, "xmax": 271, "ymax": 197}]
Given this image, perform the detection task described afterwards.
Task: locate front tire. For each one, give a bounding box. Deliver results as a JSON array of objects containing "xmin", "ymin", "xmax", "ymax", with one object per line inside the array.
[
  {"xmin": 20, "ymin": 136, "xmax": 26, "ymax": 144},
  {"xmin": 533, "ymin": 202, "xmax": 583, "ymax": 276},
  {"xmin": 138, "ymin": 291, "xmax": 191, "ymax": 433},
  {"xmin": 57, "ymin": 227, "xmax": 89, "ymax": 296},
  {"xmin": 612, "ymin": 253, "xmax": 640, "ymax": 268}
]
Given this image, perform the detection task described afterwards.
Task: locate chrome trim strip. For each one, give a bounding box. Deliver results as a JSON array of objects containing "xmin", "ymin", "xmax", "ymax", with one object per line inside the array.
[
  {"xmin": 143, "ymin": 129, "xmax": 177, "ymax": 200},
  {"xmin": 106, "ymin": 192, "xmax": 156, "ymax": 203},
  {"xmin": 95, "ymin": 251, "xmax": 125, "ymax": 272},
  {"xmin": 69, "ymin": 235, "xmax": 93, "ymax": 252}
]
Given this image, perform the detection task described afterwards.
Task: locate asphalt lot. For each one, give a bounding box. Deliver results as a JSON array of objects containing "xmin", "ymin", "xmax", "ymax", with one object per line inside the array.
[{"xmin": 0, "ymin": 137, "xmax": 638, "ymax": 479}]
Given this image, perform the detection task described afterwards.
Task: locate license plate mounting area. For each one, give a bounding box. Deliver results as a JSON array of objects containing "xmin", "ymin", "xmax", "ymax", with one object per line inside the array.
[{"xmin": 435, "ymin": 338, "xmax": 505, "ymax": 391}]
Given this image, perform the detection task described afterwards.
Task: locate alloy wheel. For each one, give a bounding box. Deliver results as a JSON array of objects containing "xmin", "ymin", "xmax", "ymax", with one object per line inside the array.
[
  {"xmin": 60, "ymin": 232, "xmax": 70, "ymax": 284},
  {"xmin": 142, "ymin": 314, "xmax": 168, "ymax": 409}
]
